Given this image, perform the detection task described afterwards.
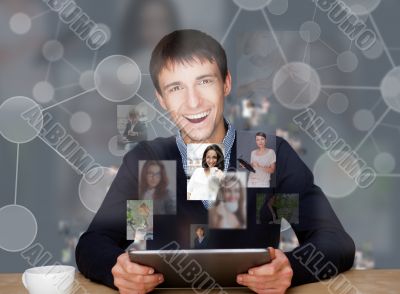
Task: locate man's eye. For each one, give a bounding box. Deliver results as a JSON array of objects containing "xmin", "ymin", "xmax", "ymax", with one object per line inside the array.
[
  {"xmin": 169, "ymin": 85, "xmax": 182, "ymax": 92},
  {"xmin": 199, "ymin": 79, "xmax": 212, "ymax": 85}
]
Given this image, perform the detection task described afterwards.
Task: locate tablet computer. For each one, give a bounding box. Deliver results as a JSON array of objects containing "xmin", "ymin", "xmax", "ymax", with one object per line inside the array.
[{"xmin": 128, "ymin": 248, "xmax": 271, "ymax": 289}]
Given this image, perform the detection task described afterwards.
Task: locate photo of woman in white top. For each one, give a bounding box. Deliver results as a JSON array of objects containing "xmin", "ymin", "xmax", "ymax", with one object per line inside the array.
[
  {"xmin": 187, "ymin": 144, "xmax": 224, "ymax": 200},
  {"xmin": 247, "ymin": 132, "xmax": 276, "ymax": 188}
]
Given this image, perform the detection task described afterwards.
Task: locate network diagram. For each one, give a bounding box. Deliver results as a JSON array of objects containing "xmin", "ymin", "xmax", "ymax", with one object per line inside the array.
[{"xmin": 0, "ymin": 0, "xmax": 397, "ymax": 270}]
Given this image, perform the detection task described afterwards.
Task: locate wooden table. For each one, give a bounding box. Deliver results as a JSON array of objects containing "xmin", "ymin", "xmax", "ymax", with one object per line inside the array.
[{"xmin": 1, "ymin": 270, "xmax": 399, "ymax": 293}]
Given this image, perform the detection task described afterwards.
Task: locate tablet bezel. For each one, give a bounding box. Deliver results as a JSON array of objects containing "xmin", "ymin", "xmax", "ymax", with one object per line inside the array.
[{"xmin": 128, "ymin": 248, "xmax": 271, "ymax": 289}]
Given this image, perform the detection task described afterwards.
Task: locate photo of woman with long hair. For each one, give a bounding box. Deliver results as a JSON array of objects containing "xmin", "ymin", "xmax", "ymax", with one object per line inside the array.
[
  {"xmin": 187, "ymin": 144, "xmax": 225, "ymax": 200},
  {"xmin": 139, "ymin": 160, "xmax": 176, "ymax": 215},
  {"xmin": 209, "ymin": 173, "xmax": 247, "ymax": 229}
]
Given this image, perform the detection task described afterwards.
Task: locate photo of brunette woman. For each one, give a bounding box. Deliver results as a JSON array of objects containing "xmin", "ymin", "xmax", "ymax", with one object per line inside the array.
[
  {"xmin": 187, "ymin": 144, "xmax": 225, "ymax": 200},
  {"xmin": 139, "ymin": 160, "xmax": 176, "ymax": 215},
  {"xmin": 208, "ymin": 172, "xmax": 247, "ymax": 229}
]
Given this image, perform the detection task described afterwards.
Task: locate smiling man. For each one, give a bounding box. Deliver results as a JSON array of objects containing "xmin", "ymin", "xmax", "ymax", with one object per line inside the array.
[{"xmin": 76, "ymin": 29, "xmax": 355, "ymax": 294}]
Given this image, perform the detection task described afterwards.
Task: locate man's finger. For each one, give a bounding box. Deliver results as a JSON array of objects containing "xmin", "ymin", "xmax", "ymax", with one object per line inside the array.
[
  {"xmin": 237, "ymin": 273, "xmax": 277, "ymax": 285},
  {"xmin": 268, "ymin": 247, "xmax": 276, "ymax": 260},
  {"xmin": 248, "ymin": 249, "xmax": 286, "ymax": 276},
  {"xmin": 122, "ymin": 273, "xmax": 163, "ymax": 284},
  {"xmin": 114, "ymin": 275, "xmax": 163, "ymax": 291},
  {"xmin": 114, "ymin": 277, "xmax": 145, "ymax": 292},
  {"xmin": 248, "ymin": 259, "xmax": 284, "ymax": 276},
  {"xmin": 124, "ymin": 261, "xmax": 155, "ymax": 275}
]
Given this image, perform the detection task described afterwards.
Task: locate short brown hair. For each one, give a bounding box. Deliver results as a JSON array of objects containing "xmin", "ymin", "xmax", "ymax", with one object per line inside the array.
[
  {"xmin": 150, "ymin": 29, "xmax": 228, "ymax": 94},
  {"xmin": 255, "ymin": 132, "xmax": 267, "ymax": 139}
]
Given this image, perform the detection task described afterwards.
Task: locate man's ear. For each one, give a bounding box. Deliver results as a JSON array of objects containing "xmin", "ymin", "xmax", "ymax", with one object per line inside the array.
[
  {"xmin": 155, "ymin": 89, "xmax": 167, "ymax": 110},
  {"xmin": 223, "ymin": 71, "xmax": 232, "ymax": 97}
]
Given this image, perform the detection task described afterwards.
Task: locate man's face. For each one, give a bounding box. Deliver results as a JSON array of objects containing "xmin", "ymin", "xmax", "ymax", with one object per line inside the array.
[
  {"xmin": 156, "ymin": 58, "xmax": 231, "ymax": 143},
  {"xmin": 196, "ymin": 228, "xmax": 204, "ymax": 238}
]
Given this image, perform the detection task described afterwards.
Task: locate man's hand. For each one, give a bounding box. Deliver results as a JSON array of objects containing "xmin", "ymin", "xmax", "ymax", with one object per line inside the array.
[
  {"xmin": 236, "ymin": 247, "xmax": 293, "ymax": 294},
  {"xmin": 112, "ymin": 252, "xmax": 164, "ymax": 294}
]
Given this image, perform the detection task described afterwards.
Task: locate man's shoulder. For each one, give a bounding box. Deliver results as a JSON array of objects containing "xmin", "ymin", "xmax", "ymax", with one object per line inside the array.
[
  {"xmin": 270, "ymin": 135, "xmax": 287, "ymax": 151},
  {"xmin": 125, "ymin": 136, "xmax": 178, "ymax": 160}
]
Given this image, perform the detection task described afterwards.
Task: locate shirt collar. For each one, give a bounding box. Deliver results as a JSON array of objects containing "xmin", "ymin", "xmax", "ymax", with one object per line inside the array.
[{"xmin": 175, "ymin": 118, "xmax": 236, "ymax": 175}]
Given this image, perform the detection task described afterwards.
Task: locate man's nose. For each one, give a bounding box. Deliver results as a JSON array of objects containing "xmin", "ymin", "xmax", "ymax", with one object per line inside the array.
[{"xmin": 187, "ymin": 87, "xmax": 201, "ymax": 108}]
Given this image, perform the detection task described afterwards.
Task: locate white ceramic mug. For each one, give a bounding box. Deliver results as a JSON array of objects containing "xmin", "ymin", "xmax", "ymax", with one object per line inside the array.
[{"xmin": 22, "ymin": 265, "xmax": 75, "ymax": 294}]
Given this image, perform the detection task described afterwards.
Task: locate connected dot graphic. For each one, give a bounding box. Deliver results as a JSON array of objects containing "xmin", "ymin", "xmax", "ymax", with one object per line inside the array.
[
  {"xmin": 70, "ymin": 111, "xmax": 92, "ymax": 134},
  {"xmin": 94, "ymin": 55, "xmax": 141, "ymax": 102},
  {"xmin": 42, "ymin": 40, "xmax": 64, "ymax": 62},
  {"xmin": 9, "ymin": 13, "xmax": 32, "ymax": 35},
  {"xmin": 33, "ymin": 81, "xmax": 55, "ymax": 104},
  {"xmin": 1, "ymin": 0, "xmax": 399, "ymax": 253},
  {"xmin": 273, "ymin": 62, "xmax": 321, "ymax": 110},
  {"xmin": 78, "ymin": 167, "xmax": 118, "ymax": 213},
  {"xmin": 0, "ymin": 96, "xmax": 43, "ymax": 144},
  {"xmin": 0, "ymin": 205, "xmax": 37, "ymax": 252},
  {"xmin": 314, "ymin": 152, "xmax": 360, "ymax": 198}
]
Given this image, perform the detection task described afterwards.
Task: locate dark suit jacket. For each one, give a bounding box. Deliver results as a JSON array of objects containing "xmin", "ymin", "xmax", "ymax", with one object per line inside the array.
[
  {"xmin": 194, "ymin": 235, "xmax": 209, "ymax": 249},
  {"xmin": 123, "ymin": 121, "xmax": 147, "ymax": 142},
  {"xmin": 76, "ymin": 135, "xmax": 355, "ymax": 289}
]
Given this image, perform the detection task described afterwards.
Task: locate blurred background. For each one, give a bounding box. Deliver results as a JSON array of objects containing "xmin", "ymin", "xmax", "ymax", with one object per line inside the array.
[{"xmin": 1, "ymin": 0, "xmax": 399, "ymax": 272}]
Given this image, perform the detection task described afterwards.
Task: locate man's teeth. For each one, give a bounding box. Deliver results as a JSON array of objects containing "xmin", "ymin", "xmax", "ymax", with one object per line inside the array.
[{"xmin": 185, "ymin": 111, "xmax": 209, "ymax": 120}]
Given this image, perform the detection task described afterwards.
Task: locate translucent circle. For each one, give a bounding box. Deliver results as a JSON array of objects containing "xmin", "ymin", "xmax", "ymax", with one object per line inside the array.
[
  {"xmin": 79, "ymin": 167, "xmax": 118, "ymax": 213},
  {"xmin": 273, "ymin": 62, "xmax": 321, "ymax": 110},
  {"xmin": 79, "ymin": 70, "xmax": 95, "ymax": 90},
  {"xmin": 362, "ymin": 39, "xmax": 384, "ymax": 60},
  {"xmin": 380, "ymin": 67, "xmax": 400, "ymax": 113},
  {"xmin": 341, "ymin": 0, "xmax": 381, "ymax": 16},
  {"xmin": 233, "ymin": 0, "xmax": 272, "ymax": 11},
  {"xmin": 314, "ymin": 152, "xmax": 359, "ymax": 198},
  {"xmin": 9, "ymin": 13, "xmax": 31, "ymax": 35},
  {"xmin": 0, "ymin": 96, "xmax": 43, "ymax": 144},
  {"xmin": 33, "ymin": 81, "xmax": 54, "ymax": 103},
  {"xmin": 337, "ymin": 51, "xmax": 358, "ymax": 72},
  {"xmin": 353, "ymin": 109, "xmax": 375, "ymax": 131},
  {"xmin": 327, "ymin": 93, "xmax": 349, "ymax": 114},
  {"xmin": 374, "ymin": 152, "xmax": 396, "ymax": 173},
  {"xmin": 350, "ymin": 4, "xmax": 369, "ymax": 16},
  {"xmin": 299, "ymin": 21, "xmax": 321, "ymax": 43},
  {"xmin": 94, "ymin": 55, "xmax": 141, "ymax": 102},
  {"xmin": 136, "ymin": 102, "xmax": 157, "ymax": 123},
  {"xmin": 42, "ymin": 40, "xmax": 64, "ymax": 62},
  {"xmin": 267, "ymin": 0, "xmax": 288, "ymax": 15},
  {"xmin": 0, "ymin": 205, "xmax": 37, "ymax": 252},
  {"xmin": 117, "ymin": 63, "xmax": 139, "ymax": 85},
  {"xmin": 108, "ymin": 135, "xmax": 128, "ymax": 157},
  {"xmin": 70, "ymin": 111, "xmax": 92, "ymax": 134}
]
